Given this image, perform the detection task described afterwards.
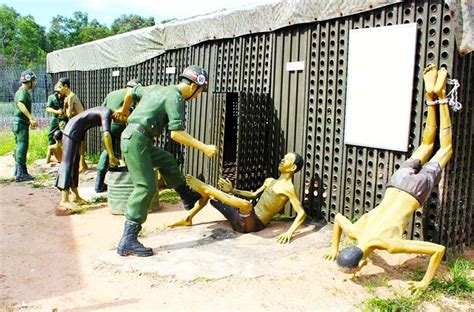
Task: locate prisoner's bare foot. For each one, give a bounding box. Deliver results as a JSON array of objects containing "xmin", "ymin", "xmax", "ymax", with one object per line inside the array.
[
  {"xmin": 185, "ymin": 175, "xmax": 209, "ymax": 196},
  {"xmin": 72, "ymin": 196, "xmax": 89, "ymax": 205},
  {"xmin": 323, "ymin": 248, "xmax": 339, "ymax": 261},
  {"xmin": 55, "ymin": 207, "xmax": 74, "ymax": 216},
  {"xmin": 168, "ymin": 216, "xmax": 193, "ymax": 228},
  {"xmin": 407, "ymin": 280, "xmax": 427, "ymax": 296},
  {"xmin": 434, "ymin": 66, "xmax": 448, "ymax": 99},
  {"xmin": 59, "ymin": 200, "xmax": 79, "ymax": 210},
  {"xmin": 423, "ymin": 64, "xmax": 438, "ymax": 98}
]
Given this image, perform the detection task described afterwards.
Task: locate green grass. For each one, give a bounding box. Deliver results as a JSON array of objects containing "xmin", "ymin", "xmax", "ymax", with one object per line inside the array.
[
  {"xmin": 364, "ymin": 292, "xmax": 419, "ymax": 312},
  {"xmin": 0, "ymin": 129, "xmax": 48, "ymax": 164},
  {"xmin": 0, "ymin": 131, "xmax": 15, "ymax": 156},
  {"xmin": 159, "ymin": 189, "xmax": 181, "ymax": 203},
  {"xmin": 85, "ymin": 153, "xmax": 101, "ymax": 164},
  {"xmin": 90, "ymin": 195, "xmax": 107, "ymax": 203},
  {"xmin": 362, "ymin": 258, "xmax": 474, "ymax": 311}
]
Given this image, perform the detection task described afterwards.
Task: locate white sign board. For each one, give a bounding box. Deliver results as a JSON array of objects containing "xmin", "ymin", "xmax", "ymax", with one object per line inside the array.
[
  {"xmin": 166, "ymin": 67, "xmax": 177, "ymax": 74},
  {"xmin": 286, "ymin": 61, "xmax": 304, "ymax": 71},
  {"xmin": 344, "ymin": 23, "xmax": 417, "ymax": 152},
  {"xmin": 112, "ymin": 70, "xmax": 120, "ymax": 77}
]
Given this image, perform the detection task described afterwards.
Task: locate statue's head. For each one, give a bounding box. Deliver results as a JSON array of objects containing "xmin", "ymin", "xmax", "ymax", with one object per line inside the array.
[
  {"xmin": 336, "ymin": 246, "xmax": 365, "ymax": 273},
  {"xmin": 20, "ymin": 70, "xmax": 36, "ymax": 88},
  {"xmin": 278, "ymin": 152, "xmax": 303, "ymax": 174},
  {"xmin": 53, "ymin": 130, "xmax": 63, "ymax": 142},
  {"xmin": 126, "ymin": 78, "xmax": 141, "ymax": 88},
  {"xmin": 178, "ymin": 65, "xmax": 209, "ymax": 100},
  {"xmin": 57, "ymin": 77, "xmax": 71, "ymax": 96}
]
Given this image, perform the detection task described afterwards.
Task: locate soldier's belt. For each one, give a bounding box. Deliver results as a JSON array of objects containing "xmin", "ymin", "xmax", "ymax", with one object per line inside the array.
[{"xmin": 128, "ymin": 123, "xmax": 154, "ymax": 141}]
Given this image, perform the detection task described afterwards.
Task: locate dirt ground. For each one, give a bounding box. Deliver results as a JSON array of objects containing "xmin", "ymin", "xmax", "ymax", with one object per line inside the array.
[{"xmin": 0, "ymin": 155, "xmax": 472, "ymax": 311}]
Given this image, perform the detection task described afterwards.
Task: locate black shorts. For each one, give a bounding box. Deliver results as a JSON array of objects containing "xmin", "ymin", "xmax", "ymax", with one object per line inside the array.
[
  {"xmin": 210, "ymin": 199, "xmax": 266, "ymax": 233},
  {"xmin": 387, "ymin": 158, "xmax": 442, "ymax": 204},
  {"xmin": 55, "ymin": 134, "xmax": 81, "ymax": 190}
]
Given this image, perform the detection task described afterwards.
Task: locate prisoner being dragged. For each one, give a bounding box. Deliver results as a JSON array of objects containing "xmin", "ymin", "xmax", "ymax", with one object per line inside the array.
[{"xmin": 169, "ymin": 152, "xmax": 307, "ymax": 244}]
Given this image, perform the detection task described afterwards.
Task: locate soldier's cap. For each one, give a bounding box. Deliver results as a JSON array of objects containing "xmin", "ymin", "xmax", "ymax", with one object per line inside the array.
[
  {"xmin": 126, "ymin": 79, "xmax": 142, "ymax": 88},
  {"xmin": 179, "ymin": 65, "xmax": 209, "ymax": 91},
  {"xmin": 337, "ymin": 246, "xmax": 363, "ymax": 272},
  {"xmin": 20, "ymin": 70, "xmax": 37, "ymax": 83}
]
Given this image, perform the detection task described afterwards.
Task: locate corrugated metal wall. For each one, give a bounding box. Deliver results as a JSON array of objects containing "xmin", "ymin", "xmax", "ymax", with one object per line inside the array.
[{"xmin": 50, "ymin": 0, "xmax": 472, "ymax": 253}]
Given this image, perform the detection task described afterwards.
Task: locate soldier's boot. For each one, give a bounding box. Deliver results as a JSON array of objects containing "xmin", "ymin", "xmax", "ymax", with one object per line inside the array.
[
  {"xmin": 117, "ymin": 220, "xmax": 154, "ymax": 257},
  {"xmin": 95, "ymin": 171, "xmax": 107, "ymax": 193},
  {"xmin": 175, "ymin": 183, "xmax": 201, "ymax": 210},
  {"xmin": 16, "ymin": 164, "xmax": 34, "ymax": 182},
  {"xmin": 13, "ymin": 163, "xmax": 18, "ymax": 177}
]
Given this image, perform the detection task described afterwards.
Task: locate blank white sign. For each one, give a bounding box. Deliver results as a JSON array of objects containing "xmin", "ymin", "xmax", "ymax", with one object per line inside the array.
[{"xmin": 344, "ymin": 23, "xmax": 417, "ymax": 152}]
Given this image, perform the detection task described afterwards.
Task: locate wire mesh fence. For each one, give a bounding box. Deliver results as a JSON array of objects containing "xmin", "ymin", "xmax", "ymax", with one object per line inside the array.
[{"xmin": 0, "ymin": 65, "xmax": 53, "ymax": 132}]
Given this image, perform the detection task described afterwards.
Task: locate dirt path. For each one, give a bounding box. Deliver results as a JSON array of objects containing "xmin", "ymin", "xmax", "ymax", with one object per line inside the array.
[{"xmin": 0, "ymin": 157, "xmax": 472, "ymax": 311}]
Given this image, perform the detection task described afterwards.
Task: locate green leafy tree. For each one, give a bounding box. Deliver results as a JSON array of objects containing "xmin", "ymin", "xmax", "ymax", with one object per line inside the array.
[{"xmin": 111, "ymin": 14, "xmax": 155, "ymax": 35}]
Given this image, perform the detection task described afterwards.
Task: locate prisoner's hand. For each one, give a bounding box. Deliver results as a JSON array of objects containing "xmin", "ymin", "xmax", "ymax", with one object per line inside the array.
[
  {"xmin": 407, "ymin": 280, "xmax": 427, "ymax": 296},
  {"xmin": 109, "ymin": 156, "xmax": 119, "ymax": 168},
  {"xmin": 218, "ymin": 178, "xmax": 233, "ymax": 193},
  {"xmin": 323, "ymin": 249, "xmax": 338, "ymax": 261},
  {"xmin": 30, "ymin": 119, "xmax": 38, "ymax": 129},
  {"xmin": 112, "ymin": 111, "xmax": 128, "ymax": 124},
  {"xmin": 277, "ymin": 231, "xmax": 293, "ymax": 244},
  {"xmin": 204, "ymin": 144, "xmax": 218, "ymax": 157}
]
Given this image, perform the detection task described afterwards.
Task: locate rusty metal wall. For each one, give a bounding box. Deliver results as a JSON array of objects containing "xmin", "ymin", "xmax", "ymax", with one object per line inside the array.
[{"xmin": 48, "ymin": 0, "xmax": 472, "ymax": 252}]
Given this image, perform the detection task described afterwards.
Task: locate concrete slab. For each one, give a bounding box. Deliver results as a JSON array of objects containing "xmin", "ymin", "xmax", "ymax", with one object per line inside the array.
[{"xmin": 99, "ymin": 220, "xmax": 332, "ymax": 281}]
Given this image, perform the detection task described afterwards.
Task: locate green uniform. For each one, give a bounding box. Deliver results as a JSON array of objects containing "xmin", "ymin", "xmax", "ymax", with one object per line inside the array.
[
  {"xmin": 46, "ymin": 94, "xmax": 66, "ymax": 145},
  {"xmin": 13, "ymin": 87, "xmax": 32, "ymax": 166},
  {"xmin": 121, "ymin": 85, "xmax": 186, "ymax": 224},
  {"xmin": 96, "ymin": 88, "xmax": 129, "ymax": 173}
]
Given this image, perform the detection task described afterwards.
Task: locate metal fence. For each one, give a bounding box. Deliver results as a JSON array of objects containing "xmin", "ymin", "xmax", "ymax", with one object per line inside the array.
[
  {"xmin": 0, "ymin": 66, "xmax": 53, "ymax": 131},
  {"xmin": 49, "ymin": 0, "xmax": 473, "ymax": 254}
]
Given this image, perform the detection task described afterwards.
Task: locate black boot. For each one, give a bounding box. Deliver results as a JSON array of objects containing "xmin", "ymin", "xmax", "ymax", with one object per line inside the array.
[
  {"xmin": 13, "ymin": 163, "xmax": 18, "ymax": 177},
  {"xmin": 175, "ymin": 183, "xmax": 201, "ymax": 210},
  {"xmin": 117, "ymin": 220, "xmax": 154, "ymax": 257},
  {"xmin": 16, "ymin": 164, "xmax": 34, "ymax": 182},
  {"xmin": 95, "ymin": 171, "xmax": 107, "ymax": 193}
]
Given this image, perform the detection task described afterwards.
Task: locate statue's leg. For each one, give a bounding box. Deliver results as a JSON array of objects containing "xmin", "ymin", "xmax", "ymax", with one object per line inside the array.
[
  {"xmin": 411, "ymin": 65, "xmax": 438, "ymax": 163},
  {"xmin": 168, "ymin": 196, "xmax": 210, "ymax": 227},
  {"xmin": 324, "ymin": 213, "xmax": 357, "ymax": 261},
  {"xmin": 386, "ymin": 239, "xmax": 445, "ymax": 295},
  {"xmin": 186, "ymin": 175, "xmax": 253, "ymax": 213},
  {"xmin": 430, "ymin": 67, "xmax": 453, "ymax": 169}
]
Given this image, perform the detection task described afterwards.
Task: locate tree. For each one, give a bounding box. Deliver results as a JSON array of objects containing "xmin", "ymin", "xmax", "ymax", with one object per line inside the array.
[{"xmin": 111, "ymin": 14, "xmax": 155, "ymax": 35}]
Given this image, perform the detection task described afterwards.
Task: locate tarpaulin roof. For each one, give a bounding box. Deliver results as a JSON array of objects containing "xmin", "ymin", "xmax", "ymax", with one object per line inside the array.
[{"xmin": 46, "ymin": 0, "xmax": 472, "ymax": 73}]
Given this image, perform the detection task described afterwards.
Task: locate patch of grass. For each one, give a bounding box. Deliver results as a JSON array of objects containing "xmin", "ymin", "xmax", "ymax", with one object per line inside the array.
[
  {"xmin": 27, "ymin": 129, "xmax": 48, "ymax": 164},
  {"xmin": 429, "ymin": 259, "xmax": 474, "ymax": 299},
  {"xmin": 159, "ymin": 189, "xmax": 181, "ymax": 203},
  {"xmin": 362, "ymin": 258, "xmax": 474, "ymax": 311},
  {"xmin": 32, "ymin": 182, "xmax": 44, "ymax": 188},
  {"xmin": 85, "ymin": 153, "xmax": 101, "ymax": 164},
  {"xmin": 364, "ymin": 292, "xmax": 419, "ymax": 312},
  {"xmin": 90, "ymin": 195, "xmax": 107, "ymax": 203},
  {"xmin": 0, "ymin": 131, "xmax": 14, "ymax": 156},
  {"xmin": 0, "ymin": 177, "xmax": 15, "ymax": 184},
  {"xmin": 194, "ymin": 276, "xmax": 213, "ymax": 282}
]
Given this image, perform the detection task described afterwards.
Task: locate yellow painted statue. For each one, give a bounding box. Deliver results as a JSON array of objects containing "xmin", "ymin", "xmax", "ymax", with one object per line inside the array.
[
  {"xmin": 324, "ymin": 65, "xmax": 455, "ymax": 295},
  {"xmin": 169, "ymin": 153, "xmax": 307, "ymax": 244}
]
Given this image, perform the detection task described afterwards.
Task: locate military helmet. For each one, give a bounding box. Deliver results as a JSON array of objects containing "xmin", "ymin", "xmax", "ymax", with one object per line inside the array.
[
  {"xmin": 179, "ymin": 65, "xmax": 209, "ymax": 91},
  {"xmin": 20, "ymin": 70, "xmax": 37, "ymax": 83},
  {"xmin": 126, "ymin": 78, "xmax": 142, "ymax": 88}
]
